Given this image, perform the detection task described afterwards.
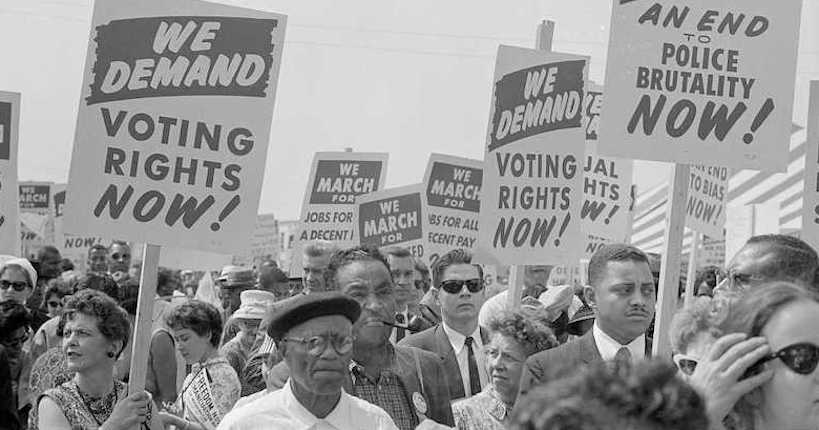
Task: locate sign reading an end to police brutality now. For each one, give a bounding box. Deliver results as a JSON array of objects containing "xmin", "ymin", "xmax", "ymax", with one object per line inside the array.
[
  {"xmin": 64, "ymin": 0, "xmax": 286, "ymax": 253},
  {"xmin": 0, "ymin": 92, "xmax": 20, "ymax": 255},
  {"xmin": 599, "ymin": 0, "xmax": 802, "ymax": 171},
  {"xmin": 476, "ymin": 46, "xmax": 588, "ymax": 265},
  {"xmin": 422, "ymin": 154, "xmax": 482, "ymax": 267},
  {"xmin": 297, "ymin": 152, "xmax": 388, "ymax": 246},
  {"xmin": 358, "ymin": 184, "xmax": 425, "ymax": 258},
  {"xmin": 801, "ymin": 82, "xmax": 819, "ymax": 251}
]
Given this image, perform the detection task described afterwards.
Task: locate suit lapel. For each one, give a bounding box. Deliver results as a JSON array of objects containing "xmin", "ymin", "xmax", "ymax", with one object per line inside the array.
[
  {"xmin": 434, "ymin": 325, "xmax": 465, "ymax": 399},
  {"xmin": 578, "ymin": 330, "xmax": 602, "ymax": 364}
]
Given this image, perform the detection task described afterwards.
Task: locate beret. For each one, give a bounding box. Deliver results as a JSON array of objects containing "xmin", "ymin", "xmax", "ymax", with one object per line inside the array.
[{"xmin": 266, "ymin": 291, "xmax": 361, "ymax": 340}]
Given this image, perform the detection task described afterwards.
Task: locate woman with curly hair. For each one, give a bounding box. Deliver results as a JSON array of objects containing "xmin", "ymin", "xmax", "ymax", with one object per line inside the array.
[
  {"xmin": 159, "ymin": 300, "xmax": 240, "ymax": 430},
  {"xmin": 452, "ymin": 310, "xmax": 558, "ymax": 430},
  {"xmin": 34, "ymin": 289, "xmax": 161, "ymax": 430}
]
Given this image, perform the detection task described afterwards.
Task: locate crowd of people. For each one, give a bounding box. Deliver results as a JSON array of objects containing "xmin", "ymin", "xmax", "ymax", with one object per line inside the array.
[{"xmin": 0, "ymin": 234, "xmax": 818, "ymax": 430}]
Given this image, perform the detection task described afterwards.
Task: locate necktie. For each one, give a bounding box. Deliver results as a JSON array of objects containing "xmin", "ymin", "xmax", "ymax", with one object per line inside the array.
[
  {"xmin": 465, "ymin": 336, "xmax": 481, "ymax": 395},
  {"xmin": 395, "ymin": 313, "xmax": 406, "ymax": 342},
  {"xmin": 614, "ymin": 346, "xmax": 632, "ymax": 365}
]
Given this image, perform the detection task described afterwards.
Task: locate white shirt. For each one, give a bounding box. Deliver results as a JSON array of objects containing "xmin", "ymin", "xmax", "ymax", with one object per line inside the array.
[
  {"xmin": 592, "ymin": 322, "xmax": 646, "ymax": 362},
  {"xmin": 217, "ymin": 380, "xmax": 399, "ymax": 430},
  {"xmin": 442, "ymin": 322, "xmax": 489, "ymax": 397}
]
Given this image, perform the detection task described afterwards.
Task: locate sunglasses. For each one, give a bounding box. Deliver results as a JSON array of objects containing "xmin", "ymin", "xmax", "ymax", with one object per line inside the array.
[
  {"xmin": 111, "ymin": 253, "xmax": 130, "ymax": 261},
  {"xmin": 0, "ymin": 280, "xmax": 29, "ymax": 292},
  {"xmin": 673, "ymin": 354, "xmax": 699, "ymax": 376},
  {"xmin": 744, "ymin": 343, "xmax": 819, "ymax": 378},
  {"xmin": 440, "ymin": 279, "xmax": 484, "ymax": 294},
  {"xmin": 47, "ymin": 300, "xmax": 63, "ymax": 308},
  {"xmin": 283, "ymin": 334, "xmax": 355, "ymax": 356}
]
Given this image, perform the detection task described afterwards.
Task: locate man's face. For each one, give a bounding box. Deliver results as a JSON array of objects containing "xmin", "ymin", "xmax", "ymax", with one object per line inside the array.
[
  {"xmin": 284, "ymin": 315, "xmax": 353, "ymax": 395},
  {"xmin": 87, "ymin": 249, "xmax": 108, "ymax": 273},
  {"xmin": 387, "ymin": 255, "xmax": 416, "ymax": 309},
  {"xmin": 219, "ymin": 286, "xmax": 244, "ymax": 315},
  {"xmin": 523, "ymin": 265, "xmax": 551, "ymax": 298},
  {"xmin": 39, "ymin": 250, "xmax": 62, "ymax": 279},
  {"xmin": 303, "ymin": 254, "xmax": 331, "ymax": 292},
  {"xmin": 108, "ymin": 244, "xmax": 132, "ymax": 274},
  {"xmin": 721, "ymin": 243, "xmax": 793, "ymax": 294},
  {"xmin": 337, "ymin": 260, "xmax": 396, "ymax": 348},
  {"xmin": 438, "ymin": 264, "xmax": 485, "ymax": 325},
  {"xmin": 585, "ymin": 260, "xmax": 655, "ymax": 344}
]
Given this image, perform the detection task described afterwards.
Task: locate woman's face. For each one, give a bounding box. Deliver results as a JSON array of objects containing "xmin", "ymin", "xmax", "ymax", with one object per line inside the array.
[
  {"xmin": 486, "ymin": 332, "xmax": 527, "ymax": 406},
  {"xmin": 171, "ymin": 327, "xmax": 213, "ymax": 364},
  {"xmin": 757, "ymin": 300, "xmax": 819, "ymax": 430},
  {"xmin": 62, "ymin": 313, "xmax": 119, "ymax": 372},
  {"xmin": 45, "ymin": 293, "xmax": 64, "ymax": 318},
  {"xmin": 0, "ymin": 266, "xmax": 32, "ymax": 304}
]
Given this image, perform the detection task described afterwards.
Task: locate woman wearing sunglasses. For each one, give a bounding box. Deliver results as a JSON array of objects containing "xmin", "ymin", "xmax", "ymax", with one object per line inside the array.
[{"xmin": 711, "ymin": 282, "xmax": 819, "ymax": 430}]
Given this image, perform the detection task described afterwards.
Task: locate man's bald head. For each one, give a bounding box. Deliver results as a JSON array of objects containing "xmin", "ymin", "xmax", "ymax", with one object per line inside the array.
[{"xmin": 726, "ymin": 234, "xmax": 818, "ymax": 292}]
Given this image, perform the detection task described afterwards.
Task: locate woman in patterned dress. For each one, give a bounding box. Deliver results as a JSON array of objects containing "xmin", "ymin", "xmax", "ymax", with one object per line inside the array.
[
  {"xmin": 452, "ymin": 311, "xmax": 558, "ymax": 430},
  {"xmin": 160, "ymin": 300, "xmax": 241, "ymax": 430},
  {"xmin": 34, "ymin": 289, "xmax": 162, "ymax": 429}
]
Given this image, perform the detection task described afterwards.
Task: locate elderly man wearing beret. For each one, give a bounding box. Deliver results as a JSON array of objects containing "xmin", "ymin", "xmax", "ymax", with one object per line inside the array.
[{"xmin": 217, "ymin": 291, "xmax": 399, "ymax": 430}]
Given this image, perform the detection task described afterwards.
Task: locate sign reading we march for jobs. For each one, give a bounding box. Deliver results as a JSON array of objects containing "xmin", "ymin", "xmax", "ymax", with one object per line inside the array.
[
  {"xmin": 64, "ymin": 0, "xmax": 287, "ymax": 253},
  {"xmin": 476, "ymin": 45, "xmax": 588, "ymax": 265},
  {"xmin": 422, "ymin": 154, "xmax": 482, "ymax": 267},
  {"xmin": 598, "ymin": 0, "xmax": 802, "ymax": 171},
  {"xmin": 358, "ymin": 184, "xmax": 425, "ymax": 258}
]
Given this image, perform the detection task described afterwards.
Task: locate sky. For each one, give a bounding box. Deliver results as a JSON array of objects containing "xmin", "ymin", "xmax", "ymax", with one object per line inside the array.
[{"xmin": 1, "ymin": 0, "xmax": 816, "ymax": 221}]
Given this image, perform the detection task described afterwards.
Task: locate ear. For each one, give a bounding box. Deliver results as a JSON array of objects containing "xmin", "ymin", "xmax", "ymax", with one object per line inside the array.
[
  {"xmin": 583, "ymin": 285, "xmax": 597, "ymax": 309},
  {"xmin": 111, "ymin": 339, "xmax": 125, "ymax": 358}
]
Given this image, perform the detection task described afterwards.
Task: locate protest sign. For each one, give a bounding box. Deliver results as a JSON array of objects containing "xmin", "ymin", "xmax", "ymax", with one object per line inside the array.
[
  {"xmin": 53, "ymin": 185, "xmax": 108, "ymax": 272},
  {"xmin": 801, "ymin": 81, "xmax": 819, "ymax": 251},
  {"xmin": 581, "ymin": 84, "xmax": 634, "ymax": 241},
  {"xmin": 64, "ymin": 0, "xmax": 287, "ymax": 254},
  {"xmin": 598, "ymin": 0, "xmax": 802, "ymax": 171},
  {"xmin": 0, "ymin": 92, "xmax": 19, "ymax": 255},
  {"xmin": 291, "ymin": 152, "xmax": 388, "ymax": 274},
  {"xmin": 19, "ymin": 181, "xmax": 54, "ymax": 259},
  {"xmin": 476, "ymin": 45, "xmax": 588, "ymax": 265},
  {"xmin": 685, "ymin": 165, "xmax": 728, "ymax": 238},
  {"xmin": 422, "ymin": 154, "xmax": 482, "ymax": 267},
  {"xmin": 358, "ymin": 184, "xmax": 425, "ymax": 258}
]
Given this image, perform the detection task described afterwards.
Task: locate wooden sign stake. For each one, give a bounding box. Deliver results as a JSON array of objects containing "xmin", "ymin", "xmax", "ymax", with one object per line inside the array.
[{"xmin": 128, "ymin": 243, "xmax": 161, "ymax": 399}]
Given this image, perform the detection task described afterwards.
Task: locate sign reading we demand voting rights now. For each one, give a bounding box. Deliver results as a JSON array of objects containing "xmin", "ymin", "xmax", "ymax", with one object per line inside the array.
[{"xmin": 64, "ymin": 0, "xmax": 286, "ymax": 253}]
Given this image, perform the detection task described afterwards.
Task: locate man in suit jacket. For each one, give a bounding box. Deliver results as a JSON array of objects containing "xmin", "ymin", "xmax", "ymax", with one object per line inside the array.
[
  {"xmin": 399, "ymin": 249, "xmax": 489, "ymax": 401},
  {"xmin": 269, "ymin": 245, "xmax": 454, "ymax": 428},
  {"xmin": 519, "ymin": 243, "xmax": 656, "ymax": 397},
  {"xmin": 383, "ymin": 246, "xmax": 423, "ymax": 343}
]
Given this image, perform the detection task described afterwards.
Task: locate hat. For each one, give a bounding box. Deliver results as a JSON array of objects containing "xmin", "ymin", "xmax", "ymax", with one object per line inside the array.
[
  {"xmin": 266, "ymin": 292, "xmax": 361, "ymax": 341},
  {"xmin": 219, "ymin": 266, "xmax": 255, "ymax": 288},
  {"xmin": 568, "ymin": 304, "xmax": 595, "ymax": 326},
  {"xmin": 538, "ymin": 285, "xmax": 574, "ymax": 316},
  {"xmin": 0, "ymin": 257, "xmax": 38, "ymax": 287},
  {"xmin": 233, "ymin": 289, "xmax": 276, "ymax": 320}
]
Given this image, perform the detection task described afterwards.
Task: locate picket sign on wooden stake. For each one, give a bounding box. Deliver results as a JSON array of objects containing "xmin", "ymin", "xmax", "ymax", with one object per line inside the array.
[
  {"xmin": 684, "ymin": 232, "xmax": 700, "ymax": 306},
  {"xmin": 506, "ymin": 19, "xmax": 555, "ymax": 311},
  {"xmin": 128, "ymin": 243, "xmax": 161, "ymax": 397},
  {"xmin": 652, "ymin": 166, "xmax": 690, "ymax": 357}
]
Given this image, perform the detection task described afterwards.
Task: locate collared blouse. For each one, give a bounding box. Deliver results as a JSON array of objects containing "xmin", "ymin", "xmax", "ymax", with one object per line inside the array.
[{"xmin": 452, "ymin": 384, "xmax": 511, "ymax": 430}]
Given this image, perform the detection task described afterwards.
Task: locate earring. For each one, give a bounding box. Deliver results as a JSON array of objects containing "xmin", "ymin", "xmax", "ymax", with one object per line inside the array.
[{"xmin": 107, "ymin": 351, "xmax": 116, "ymax": 358}]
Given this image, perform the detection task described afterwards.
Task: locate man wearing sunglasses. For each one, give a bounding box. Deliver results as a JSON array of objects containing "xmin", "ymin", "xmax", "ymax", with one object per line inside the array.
[
  {"xmin": 219, "ymin": 291, "xmax": 399, "ymax": 430},
  {"xmin": 519, "ymin": 244, "xmax": 655, "ymax": 398},
  {"xmin": 716, "ymin": 234, "xmax": 819, "ymax": 296},
  {"xmin": 400, "ymin": 249, "xmax": 489, "ymax": 401}
]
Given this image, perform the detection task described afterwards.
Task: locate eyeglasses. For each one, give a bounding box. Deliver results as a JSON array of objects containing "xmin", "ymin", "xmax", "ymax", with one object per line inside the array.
[
  {"xmin": 673, "ymin": 354, "xmax": 699, "ymax": 376},
  {"xmin": 47, "ymin": 300, "xmax": 63, "ymax": 308},
  {"xmin": 0, "ymin": 280, "xmax": 29, "ymax": 292},
  {"xmin": 725, "ymin": 269, "xmax": 766, "ymax": 290},
  {"xmin": 440, "ymin": 279, "xmax": 484, "ymax": 294},
  {"xmin": 283, "ymin": 334, "xmax": 355, "ymax": 356},
  {"xmin": 111, "ymin": 253, "xmax": 130, "ymax": 261},
  {"xmin": 746, "ymin": 343, "xmax": 819, "ymax": 376}
]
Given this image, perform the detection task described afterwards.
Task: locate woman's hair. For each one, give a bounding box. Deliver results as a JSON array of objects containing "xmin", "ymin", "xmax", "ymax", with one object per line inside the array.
[
  {"xmin": 717, "ymin": 282, "xmax": 819, "ymax": 430},
  {"xmin": 669, "ymin": 296, "xmax": 724, "ymax": 354},
  {"xmin": 0, "ymin": 300, "xmax": 31, "ymax": 338},
  {"xmin": 165, "ymin": 300, "xmax": 223, "ymax": 347},
  {"xmin": 510, "ymin": 359, "xmax": 708, "ymax": 430},
  {"xmin": 43, "ymin": 278, "xmax": 74, "ymax": 305},
  {"xmin": 487, "ymin": 311, "xmax": 558, "ymax": 357},
  {"xmin": 76, "ymin": 272, "xmax": 120, "ymax": 302},
  {"xmin": 61, "ymin": 289, "xmax": 131, "ymax": 358}
]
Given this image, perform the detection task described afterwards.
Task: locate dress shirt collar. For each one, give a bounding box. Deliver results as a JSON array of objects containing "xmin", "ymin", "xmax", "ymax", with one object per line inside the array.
[
  {"xmin": 283, "ymin": 379, "xmax": 354, "ymax": 429},
  {"xmin": 592, "ymin": 321, "xmax": 645, "ymax": 361},
  {"xmin": 442, "ymin": 321, "xmax": 483, "ymax": 355}
]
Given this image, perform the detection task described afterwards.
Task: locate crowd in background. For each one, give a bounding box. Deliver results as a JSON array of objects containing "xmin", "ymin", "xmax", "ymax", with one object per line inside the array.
[{"xmin": 0, "ymin": 233, "xmax": 817, "ymax": 430}]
